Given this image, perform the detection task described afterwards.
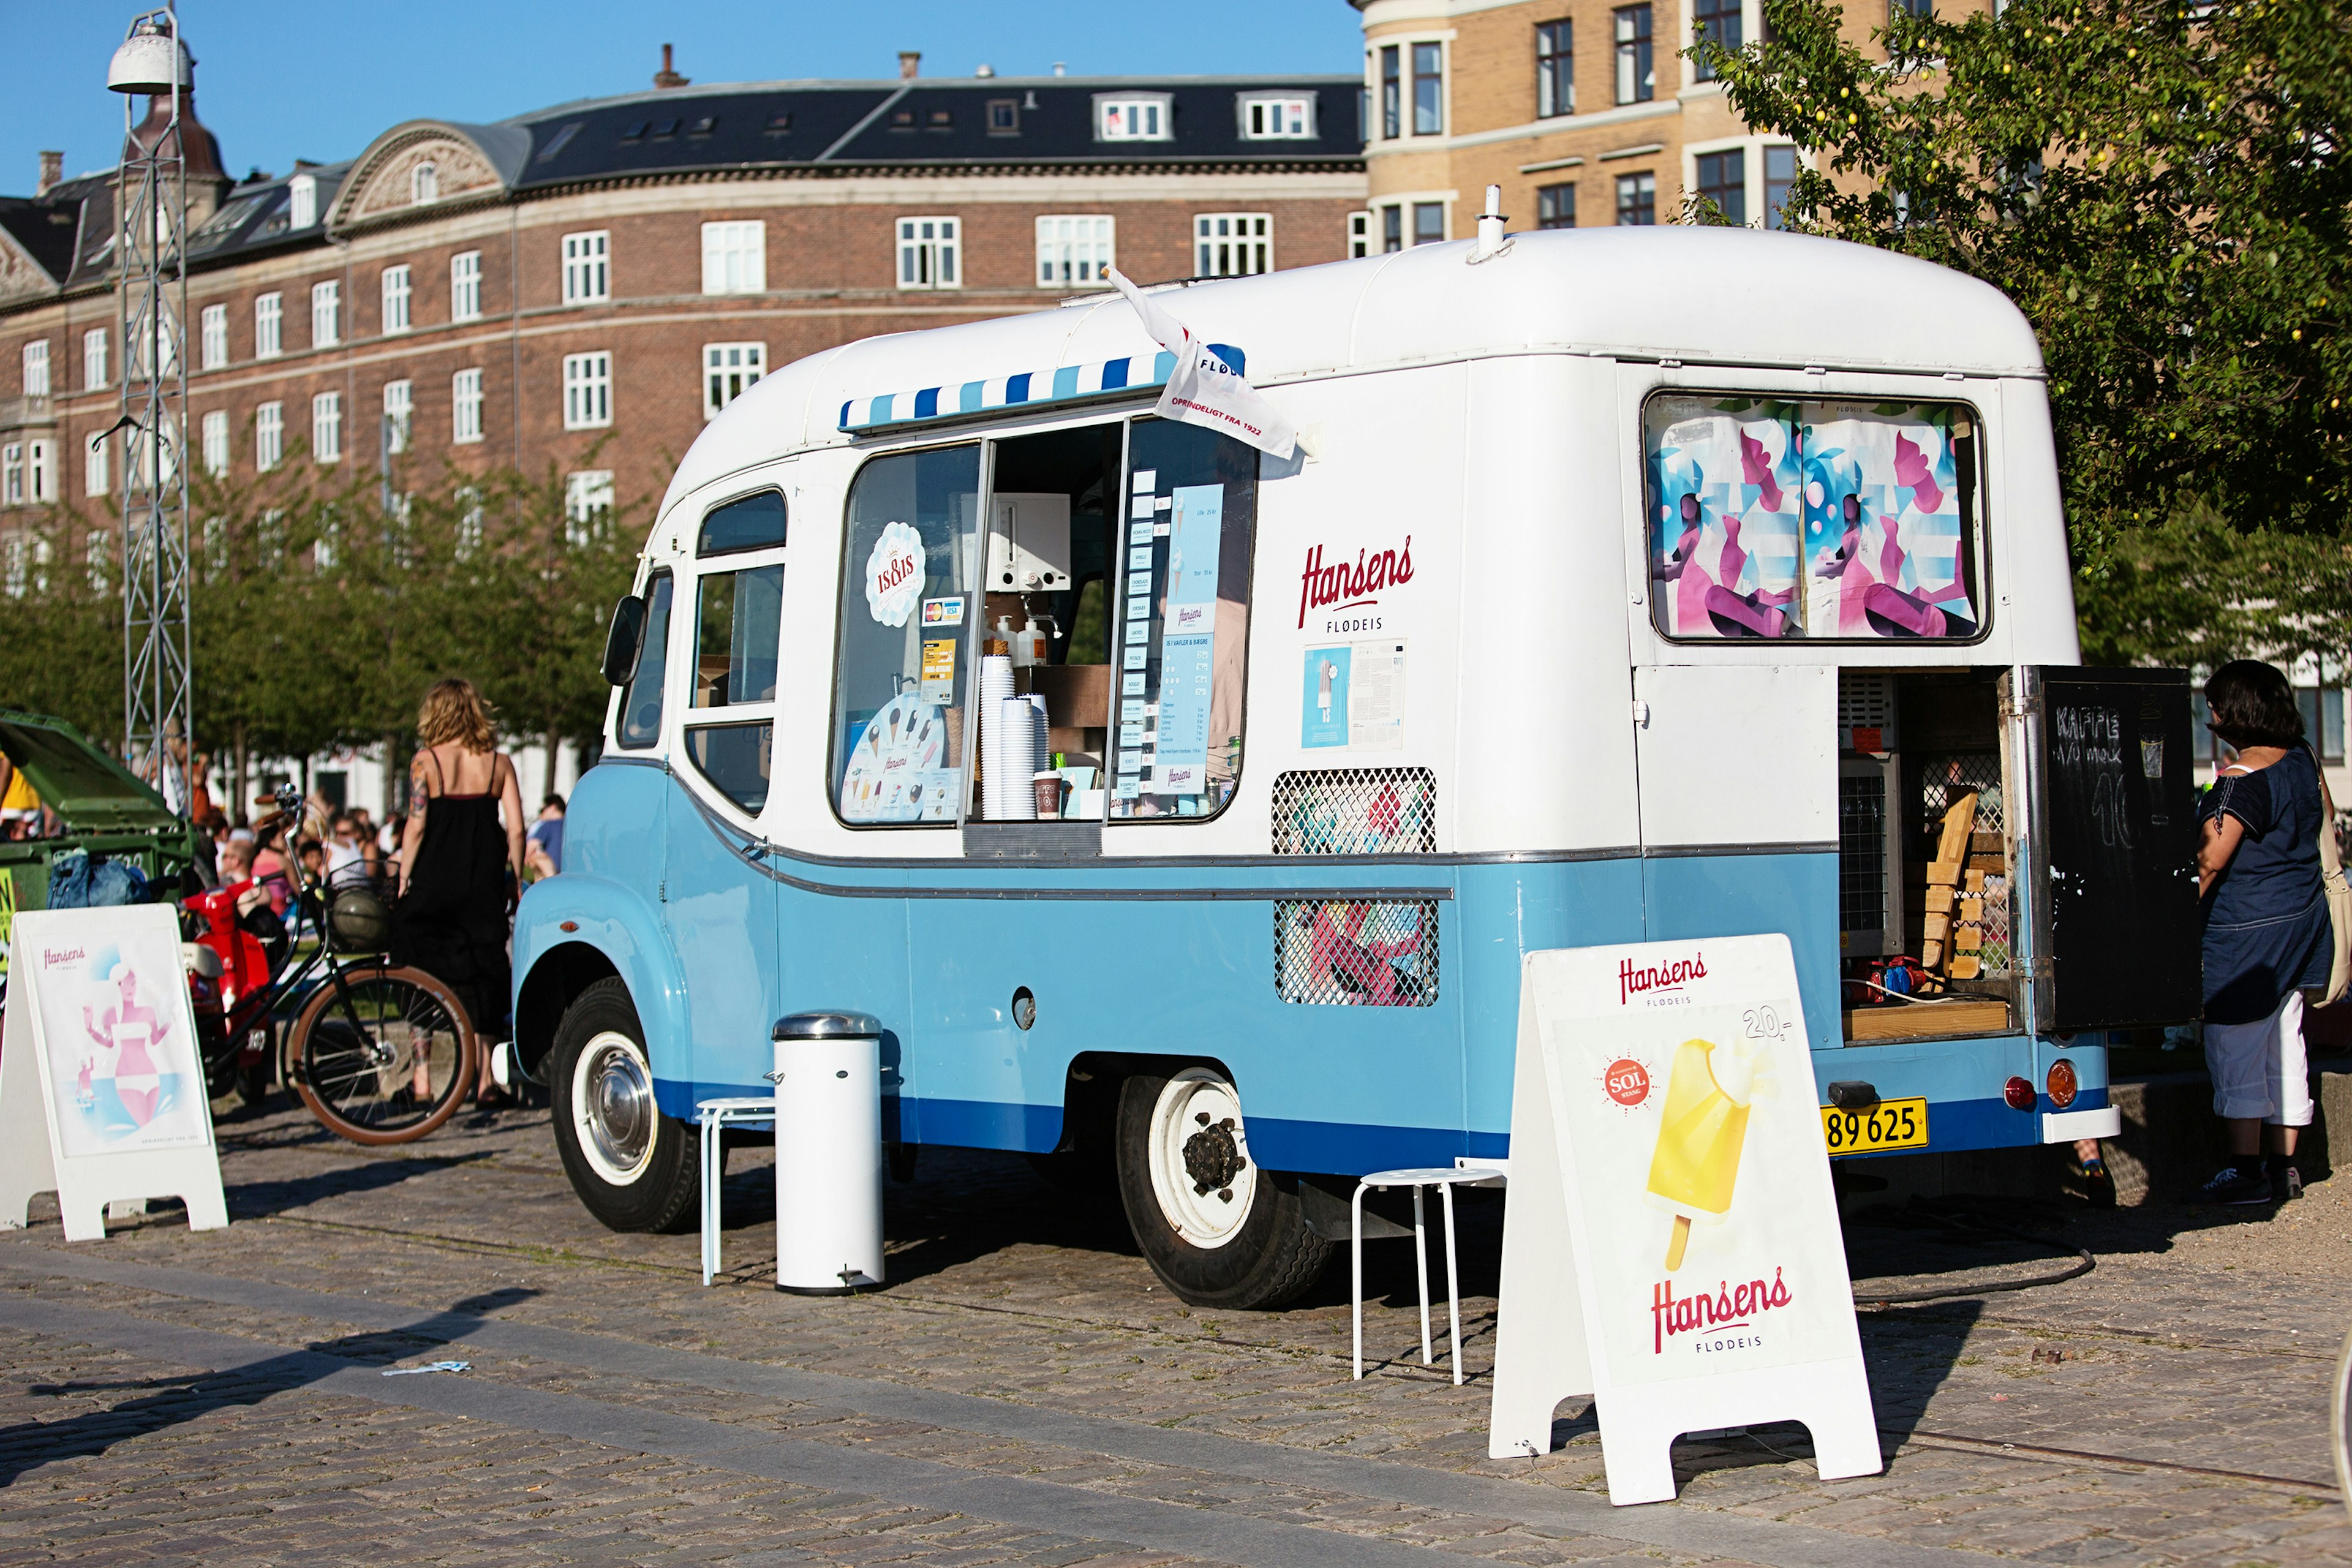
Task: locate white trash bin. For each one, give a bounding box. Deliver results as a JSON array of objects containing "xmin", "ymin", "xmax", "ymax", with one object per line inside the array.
[{"xmin": 768, "ymin": 1011, "xmax": 884, "ymax": 1294}]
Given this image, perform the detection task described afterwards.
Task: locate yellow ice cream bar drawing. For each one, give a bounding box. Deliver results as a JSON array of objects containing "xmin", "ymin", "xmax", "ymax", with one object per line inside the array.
[{"xmin": 1646, "ymin": 1036, "xmax": 1765, "ymax": 1271}]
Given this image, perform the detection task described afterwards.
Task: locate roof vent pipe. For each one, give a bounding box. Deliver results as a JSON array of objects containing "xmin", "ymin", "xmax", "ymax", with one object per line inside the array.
[
  {"xmin": 1052, "ymin": 61, "xmax": 1066, "ymax": 77},
  {"xmin": 975, "ymin": 63, "xmax": 995, "ymax": 78},
  {"xmin": 899, "ymin": 51, "xmax": 921, "ymax": 79},
  {"xmin": 1472, "ymin": 184, "xmax": 1510, "ymax": 262}
]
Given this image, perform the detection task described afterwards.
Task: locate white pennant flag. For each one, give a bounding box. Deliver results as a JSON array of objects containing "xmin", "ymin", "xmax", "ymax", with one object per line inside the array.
[{"xmin": 1108, "ymin": 268, "xmax": 1296, "ymax": 460}]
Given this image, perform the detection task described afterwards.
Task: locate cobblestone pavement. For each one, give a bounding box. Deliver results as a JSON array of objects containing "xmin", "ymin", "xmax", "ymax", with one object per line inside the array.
[{"xmin": 2, "ymin": 1096, "xmax": 2349, "ymax": 1566}]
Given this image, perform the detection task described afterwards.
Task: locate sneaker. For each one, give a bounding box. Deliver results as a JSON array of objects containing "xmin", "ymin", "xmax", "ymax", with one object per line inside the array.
[{"xmin": 2199, "ymin": 1165, "xmax": 2274, "ymax": 1205}]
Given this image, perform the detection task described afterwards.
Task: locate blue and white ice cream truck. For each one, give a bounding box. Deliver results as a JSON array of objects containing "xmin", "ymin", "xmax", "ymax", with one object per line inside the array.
[{"xmin": 511, "ymin": 225, "xmax": 2195, "ymax": 1308}]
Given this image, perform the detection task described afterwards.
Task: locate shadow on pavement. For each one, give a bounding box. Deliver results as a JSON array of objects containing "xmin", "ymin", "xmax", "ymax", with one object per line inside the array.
[{"xmin": 224, "ymin": 1148, "xmax": 499, "ymax": 1221}]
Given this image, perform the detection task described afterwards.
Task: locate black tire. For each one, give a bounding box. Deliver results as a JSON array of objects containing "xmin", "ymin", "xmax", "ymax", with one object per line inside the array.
[
  {"xmin": 1115, "ymin": 1068, "xmax": 1334, "ymax": 1310},
  {"xmin": 292, "ymin": 965, "xmax": 477, "ymax": 1146},
  {"xmin": 548, "ymin": 976, "xmax": 699, "ymax": 1234}
]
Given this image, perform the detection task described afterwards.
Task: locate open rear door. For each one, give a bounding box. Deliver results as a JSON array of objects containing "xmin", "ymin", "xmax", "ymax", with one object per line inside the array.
[{"xmin": 2009, "ymin": 667, "xmax": 2199, "ymax": 1033}]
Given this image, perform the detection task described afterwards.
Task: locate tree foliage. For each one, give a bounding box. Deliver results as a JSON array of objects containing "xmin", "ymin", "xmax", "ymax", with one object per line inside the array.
[
  {"xmin": 0, "ymin": 447, "xmax": 643, "ymax": 816},
  {"xmin": 1705, "ymin": 0, "xmax": 2352, "ymax": 665}
]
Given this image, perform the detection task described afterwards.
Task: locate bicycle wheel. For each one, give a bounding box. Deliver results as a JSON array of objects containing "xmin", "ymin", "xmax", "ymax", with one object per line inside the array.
[{"xmin": 292, "ymin": 963, "xmax": 478, "ymax": 1145}]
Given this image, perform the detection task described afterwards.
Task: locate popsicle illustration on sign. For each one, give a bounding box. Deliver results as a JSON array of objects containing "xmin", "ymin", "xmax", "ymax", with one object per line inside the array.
[{"xmin": 1645, "ymin": 1031, "xmax": 1776, "ymax": 1270}]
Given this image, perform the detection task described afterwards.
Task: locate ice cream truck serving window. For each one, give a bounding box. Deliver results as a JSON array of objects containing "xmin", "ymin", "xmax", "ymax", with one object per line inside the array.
[
  {"xmin": 1646, "ymin": 396, "xmax": 1985, "ymax": 643},
  {"xmin": 830, "ymin": 417, "xmax": 1257, "ymax": 827}
]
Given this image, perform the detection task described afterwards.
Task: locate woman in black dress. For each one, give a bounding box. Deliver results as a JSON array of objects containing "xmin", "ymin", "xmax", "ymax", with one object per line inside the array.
[{"xmin": 393, "ymin": 679, "xmax": 526, "ymax": 1054}]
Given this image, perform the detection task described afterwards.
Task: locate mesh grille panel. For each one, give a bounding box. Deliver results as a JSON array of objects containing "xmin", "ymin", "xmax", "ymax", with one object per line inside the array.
[
  {"xmin": 1275, "ymin": 899, "xmax": 1439, "ymax": 1006},
  {"xmin": 1838, "ymin": 774, "xmax": 1888, "ymax": 935},
  {"xmin": 1921, "ymin": 752, "xmax": 2010, "ymax": 977},
  {"xmin": 1270, "ymin": 767, "xmax": 1435, "ymax": 856}
]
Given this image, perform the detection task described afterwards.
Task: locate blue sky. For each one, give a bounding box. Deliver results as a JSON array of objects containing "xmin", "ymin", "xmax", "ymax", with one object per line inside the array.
[{"xmin": 3, "ymin": 2, "xmax": 1364, "ymax": 189}]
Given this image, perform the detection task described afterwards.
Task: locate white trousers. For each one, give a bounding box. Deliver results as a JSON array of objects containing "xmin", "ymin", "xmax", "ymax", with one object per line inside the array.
[{"xmin": 2204, "ymin": 990, "xmax": 2313, "ymax": 1126}]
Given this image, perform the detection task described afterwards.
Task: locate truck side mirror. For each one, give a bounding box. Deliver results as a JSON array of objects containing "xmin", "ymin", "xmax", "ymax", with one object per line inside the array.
[{"xmin": 601, "ymin": 594, "xmax": 647, "ymax": 687}]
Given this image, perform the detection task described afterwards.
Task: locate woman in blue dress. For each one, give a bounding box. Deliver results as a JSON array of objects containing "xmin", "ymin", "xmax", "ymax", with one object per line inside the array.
[{"xmin": 2195, "ymin": 660, "xmax": 2334, "ymax": 1205}]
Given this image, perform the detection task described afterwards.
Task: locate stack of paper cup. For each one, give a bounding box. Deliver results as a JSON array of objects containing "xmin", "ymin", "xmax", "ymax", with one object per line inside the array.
[
  {"xmin": 996, "ymin": 698, "xmax": 1038, "ymax": 818},
  {"xmin": 978, "ymin": 655, "xmax": 1016, "ymax": 820}
]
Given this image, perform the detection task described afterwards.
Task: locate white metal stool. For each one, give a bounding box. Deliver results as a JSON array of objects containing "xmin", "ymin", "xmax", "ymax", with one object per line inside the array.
[
  {"xmin": 1352, "ymin": 1165, "xmax": 1505, "ymax": 1385},
  {"xmin": 697, "ymin": 1096, "xmax": 777, "ymax": 1286}
]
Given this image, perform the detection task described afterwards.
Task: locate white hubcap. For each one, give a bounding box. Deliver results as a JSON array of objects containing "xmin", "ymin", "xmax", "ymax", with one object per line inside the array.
[
  {"xmin": 1146, "ymin": 1068, "xmax": 1256, "ymax": 1250},
  {"xmin": 572, "ymin": 1030, "xmax": 657, "ymax": 1185}
]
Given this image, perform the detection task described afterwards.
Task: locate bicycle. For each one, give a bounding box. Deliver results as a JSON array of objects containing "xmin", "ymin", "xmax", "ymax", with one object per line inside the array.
[{"xmin": 224, "ymin": 788, "xmax": 481, "ymax": 1145}]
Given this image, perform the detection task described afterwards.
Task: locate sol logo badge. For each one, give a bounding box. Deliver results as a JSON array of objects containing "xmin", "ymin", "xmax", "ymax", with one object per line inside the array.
[{"xmin": 1604, "ymin": 1058, "xmax": 1651, "ymax": 1108}]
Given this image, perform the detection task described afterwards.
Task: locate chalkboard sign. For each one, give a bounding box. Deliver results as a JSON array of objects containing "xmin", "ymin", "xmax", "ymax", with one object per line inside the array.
[{"xmin": 2028, "ymin": 667, "xmax": 2200, "ymax": 1031}]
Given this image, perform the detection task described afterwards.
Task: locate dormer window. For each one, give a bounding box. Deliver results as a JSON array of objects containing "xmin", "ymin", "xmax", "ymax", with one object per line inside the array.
[
  {"xmin": 987, "ymin": 99, "xmax": 1018, "ymax": 134},
  {"xmin": 889, "ymin": 108, "xmax": 916, "ymax": 129},
  {"xmin": 288, "ymin": 173, "xmax": 316, "ymax": 228},
  {"xmin": 652, "ymin": 119, "xmax": 680, "ymax": 139},
  {"xmin": 927, "ymin": 108, "xmax": 953, "ymax": 128},
  {"xmin": 1096, "ymin": 94, "xmax": 1173, "ymax": 141},
  {"xmin": 410, "ymin": 162, "xmax": 438, "ymax": 204},
  {"xmin": 1238, "ymin": 94, "xmax": 1314, "ymax": 140},
  {"xmin": 621, "ymin": 121, "xmax": 649, "ymax": 141},
  {"xmin": 690, "ymin": 116, "xmax": 717, "ymax": 137},
  {"xmin": 766, "ymin": 110, "xmax": 793, "ymax": 135}
]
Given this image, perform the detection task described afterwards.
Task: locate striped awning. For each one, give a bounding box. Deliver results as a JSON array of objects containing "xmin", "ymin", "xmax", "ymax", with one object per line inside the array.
[{"xmin": 839, "ymin": 350, "xmax": 1182, "ymax": 434}]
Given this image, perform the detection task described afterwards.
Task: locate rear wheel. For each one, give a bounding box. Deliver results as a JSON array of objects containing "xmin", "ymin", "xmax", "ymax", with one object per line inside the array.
[
  {"xmin": 1115, "ymin": 1066, "xmax": 1333, "ymax": 1310},
  {"xmin": 292, "ymin": 965, "xmax": 477, "ymax": 1145},
  {"xmin": 549, "ymin": 977, "xmax": 698, "ymax": 1233}
]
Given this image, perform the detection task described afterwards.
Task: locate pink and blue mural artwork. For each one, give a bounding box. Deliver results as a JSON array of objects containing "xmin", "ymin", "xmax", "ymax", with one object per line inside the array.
[{"xmin": 1648, "ymin": 398, "xmax": 1978, "ymax": 641}]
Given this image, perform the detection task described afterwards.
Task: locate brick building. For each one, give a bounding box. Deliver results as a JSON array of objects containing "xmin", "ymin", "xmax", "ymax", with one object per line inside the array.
[
  {"xmin": 1349, "ymin": 0, "xmax": 1989, "ymax": 245},
  {"xmin": 0, "ymin": 50, "xmax": 1366, "ymax": 584}
]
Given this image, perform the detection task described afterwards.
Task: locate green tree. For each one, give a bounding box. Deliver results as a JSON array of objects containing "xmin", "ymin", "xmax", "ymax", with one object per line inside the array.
[{"xmin": 1705, "ymin": 0, "xmax": 2352, "ymax": 664}]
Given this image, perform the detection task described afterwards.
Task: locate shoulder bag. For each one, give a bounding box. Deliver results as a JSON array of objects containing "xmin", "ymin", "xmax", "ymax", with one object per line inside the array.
[{"xmin": 2310, "ymin": 748, "xmax": 2352, "ymax": 1007}]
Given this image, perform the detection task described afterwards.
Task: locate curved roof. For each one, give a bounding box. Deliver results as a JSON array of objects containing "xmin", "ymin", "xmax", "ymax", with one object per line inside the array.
[{"xmin": 662, "ymin": 225, "xmax": 2045, "ymax": 514}]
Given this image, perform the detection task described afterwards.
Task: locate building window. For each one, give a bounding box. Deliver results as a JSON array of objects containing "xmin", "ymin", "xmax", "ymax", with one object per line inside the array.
[
  {"xmin": 255, "ymin": 292, "xmax": 282, "ymax": 358},
  {"xmin": 4, "ymin": 444, "xmax": 21, "ymax": 505},
  {"xmin": 256, "ymin": 401, "xmax": 283, "ymax": 470},
  {"xmin": 1096, "ymin": 96, "xmax": 1172, "ymax": 141},
  {"xmin": 383, "ymin": 379, "xmax": 412, "ymax": 454},
  {"xmin": 1616, "ymin": 6, "xmax": 1655, "ymax": 104},
  {"xmin": 1414, "ymin": 202, "xmax": 1446, "ymax": 245},
  {"xmin": 704, "ymin": 342, "xmax": 765, "ymax": 419},
  {"xmin": 151, "ymin": 318, "xmax": 176, "ymax": 379},
  {"xmin": 1349, "ymin": 211, "xmax": 1371, "ymax": 258},
  {"xmin": 1765, "ymin": 145, "xmax": 1800, "ymax": 229},
  {"xmin": 1537, "ymin": 21, "xmax": 1575, "ymax": 118},
  {"xmin": 1537, "ymin": 183, "xmax": 1577, "ymax": 228},
  {"xmin": 1692, "ymin": 0, "xmax": 1743, "ymax": 78},
  {"xmin": 198, "ymin": 306, "xmax": 227, "ymax": 370},
  {"xmin": 382, "ymin": 265, "xmax": 411, "ymax": 334},
  {"xmin": 1382, "ymin": 205, "xmax": 1403, "ymax": 252},
  {"xmin": 1616, "ymin": 171, "xmax": 1657, "ymax": 224},
  {"xmin": 565, "ymin": 470, "xmax": 616, "ymax": 544},
  {"xmin": 700, "ymin": 221, "xmax": 765, "ymax": 295},
  {"xmin": 1412, "ymin": 42, "xmax": 1444, "ymax": 135},
  {"xmin": 202, "ymin": 409, "xmax": 228, "ymax": 475},
  {"xmin": 1036, "ymin": 215, "xmax": 1115, "ymax": 287},
  {"xmin": 987, "ymin": 99, "xmax": 1019, "ymax": 134},
  {"xmin": 1195, "ymin": 213, "xmax": 1271, "ymax": 277},
  {"xmin": 26, "ymin": 439, "xmax": 53, "ymax": 503},
  {"xmin": 2325, "ymin": 688, "xmax": 2348, "ymax": 765},
  {"xmin": 1695, "ymin": 148, "xmax": 1747, "ymax": 224},
  {"xmin": 564, "ymin": 352, "xmax": 612, "ymax": 429},
  {"xmin": 451, "ymin": 251, "xmax": 483, "ymax": 322},
  {"xmin": 311, "ymin": 280, "xmax": 340, "ymax": 348},
  {"xmin": 897, "ymin": 217, "xmax": 960, "ymax": 290},
  {"xmin": 21, "ymin": 340, "xmax": 47, "ymax": 398},
  {"xmin": 85, "ymin": 431, "xmax": 109, "ymax": 497},
  {"xmin": 562, "ymin": 230, "xmax": 610, "ymax": 304},
  {"xmin": 1240, "ymin": 95, "xmax": 1314, "ymax": 139},
  {"xmin": 312, "ymin": 391, "xmax": 341, "ymax": 462},
  {"xmin": 1891, "ymin": 0, "xmax": 1932, "ymax": 15},
  {"xmin": 85, "ymin": 326, "xmax": 111, "ymax": 388},
  {"xmin": 1380, "ymin": 46, "xmax": 1401, "ymax": 140},
  {"xmin": 289, "ymin": 173, "xmax": 316, "ymax": 229},
  {"xmin": 411, "ymin": 161, "xmax": 439, "ymax": 204},
  {"xmin": 453, "ymin": 368, "xmax": 484, "ymax": 444}
]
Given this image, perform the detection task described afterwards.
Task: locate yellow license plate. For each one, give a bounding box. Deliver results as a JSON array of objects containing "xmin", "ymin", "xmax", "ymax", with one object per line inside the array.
[{"xmin": 1820, "ymin": 1097, "xmax": 1929, "ymax": 1156}]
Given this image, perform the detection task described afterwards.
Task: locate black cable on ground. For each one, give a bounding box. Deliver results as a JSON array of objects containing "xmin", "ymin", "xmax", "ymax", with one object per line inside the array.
[{"xmin": 1850, "ymin": 1197, "xmax": 2095, "ymax": 1306}]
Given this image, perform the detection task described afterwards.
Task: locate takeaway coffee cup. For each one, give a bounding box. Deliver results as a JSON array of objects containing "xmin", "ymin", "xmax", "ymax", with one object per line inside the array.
[{"xmin": 1033, "ymin": 772, "xmax": 1063, "ymax": 819}]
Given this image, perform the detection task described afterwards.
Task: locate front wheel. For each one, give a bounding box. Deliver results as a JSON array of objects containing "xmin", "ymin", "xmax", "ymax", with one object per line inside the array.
[
  {"xmin": 292, "ymin": 965, "xmax": 477, "ymax": 1145},
  {"xmin": 1115, "ymin": 1066, "xmax": 1334, "ymax": 1310},
  {"xmin": 548, "ymin": 977, "xmax": 699, "ymax": 1233}
]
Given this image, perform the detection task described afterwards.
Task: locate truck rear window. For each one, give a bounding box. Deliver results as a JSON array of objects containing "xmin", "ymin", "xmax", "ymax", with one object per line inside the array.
[{"xmin": 1645, "ymin": 395, "xmax": 1981, "ymax": 643}]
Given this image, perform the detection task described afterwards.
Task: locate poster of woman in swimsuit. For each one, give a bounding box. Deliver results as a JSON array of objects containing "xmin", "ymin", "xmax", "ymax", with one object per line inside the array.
[{"xmin": 33, "ymin": 929, "xmax": 207, "ymax": 1159}]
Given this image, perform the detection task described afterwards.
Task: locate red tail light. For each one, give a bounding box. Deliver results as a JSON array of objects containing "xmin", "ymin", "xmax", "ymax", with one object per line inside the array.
[
  {"xmin": 2046, "ymin": 1058, "xmax": 2078, "ymax": 1110},
  {"xmin": 2003, "ymin": 1076, "xmax": 2037, "ymax": 1110}
]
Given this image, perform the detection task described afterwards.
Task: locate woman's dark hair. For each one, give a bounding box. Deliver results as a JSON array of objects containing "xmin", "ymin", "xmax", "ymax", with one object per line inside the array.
[{"xmin": 2203, "ymin": 659, "xmax": 2304, "ymax": 749}]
